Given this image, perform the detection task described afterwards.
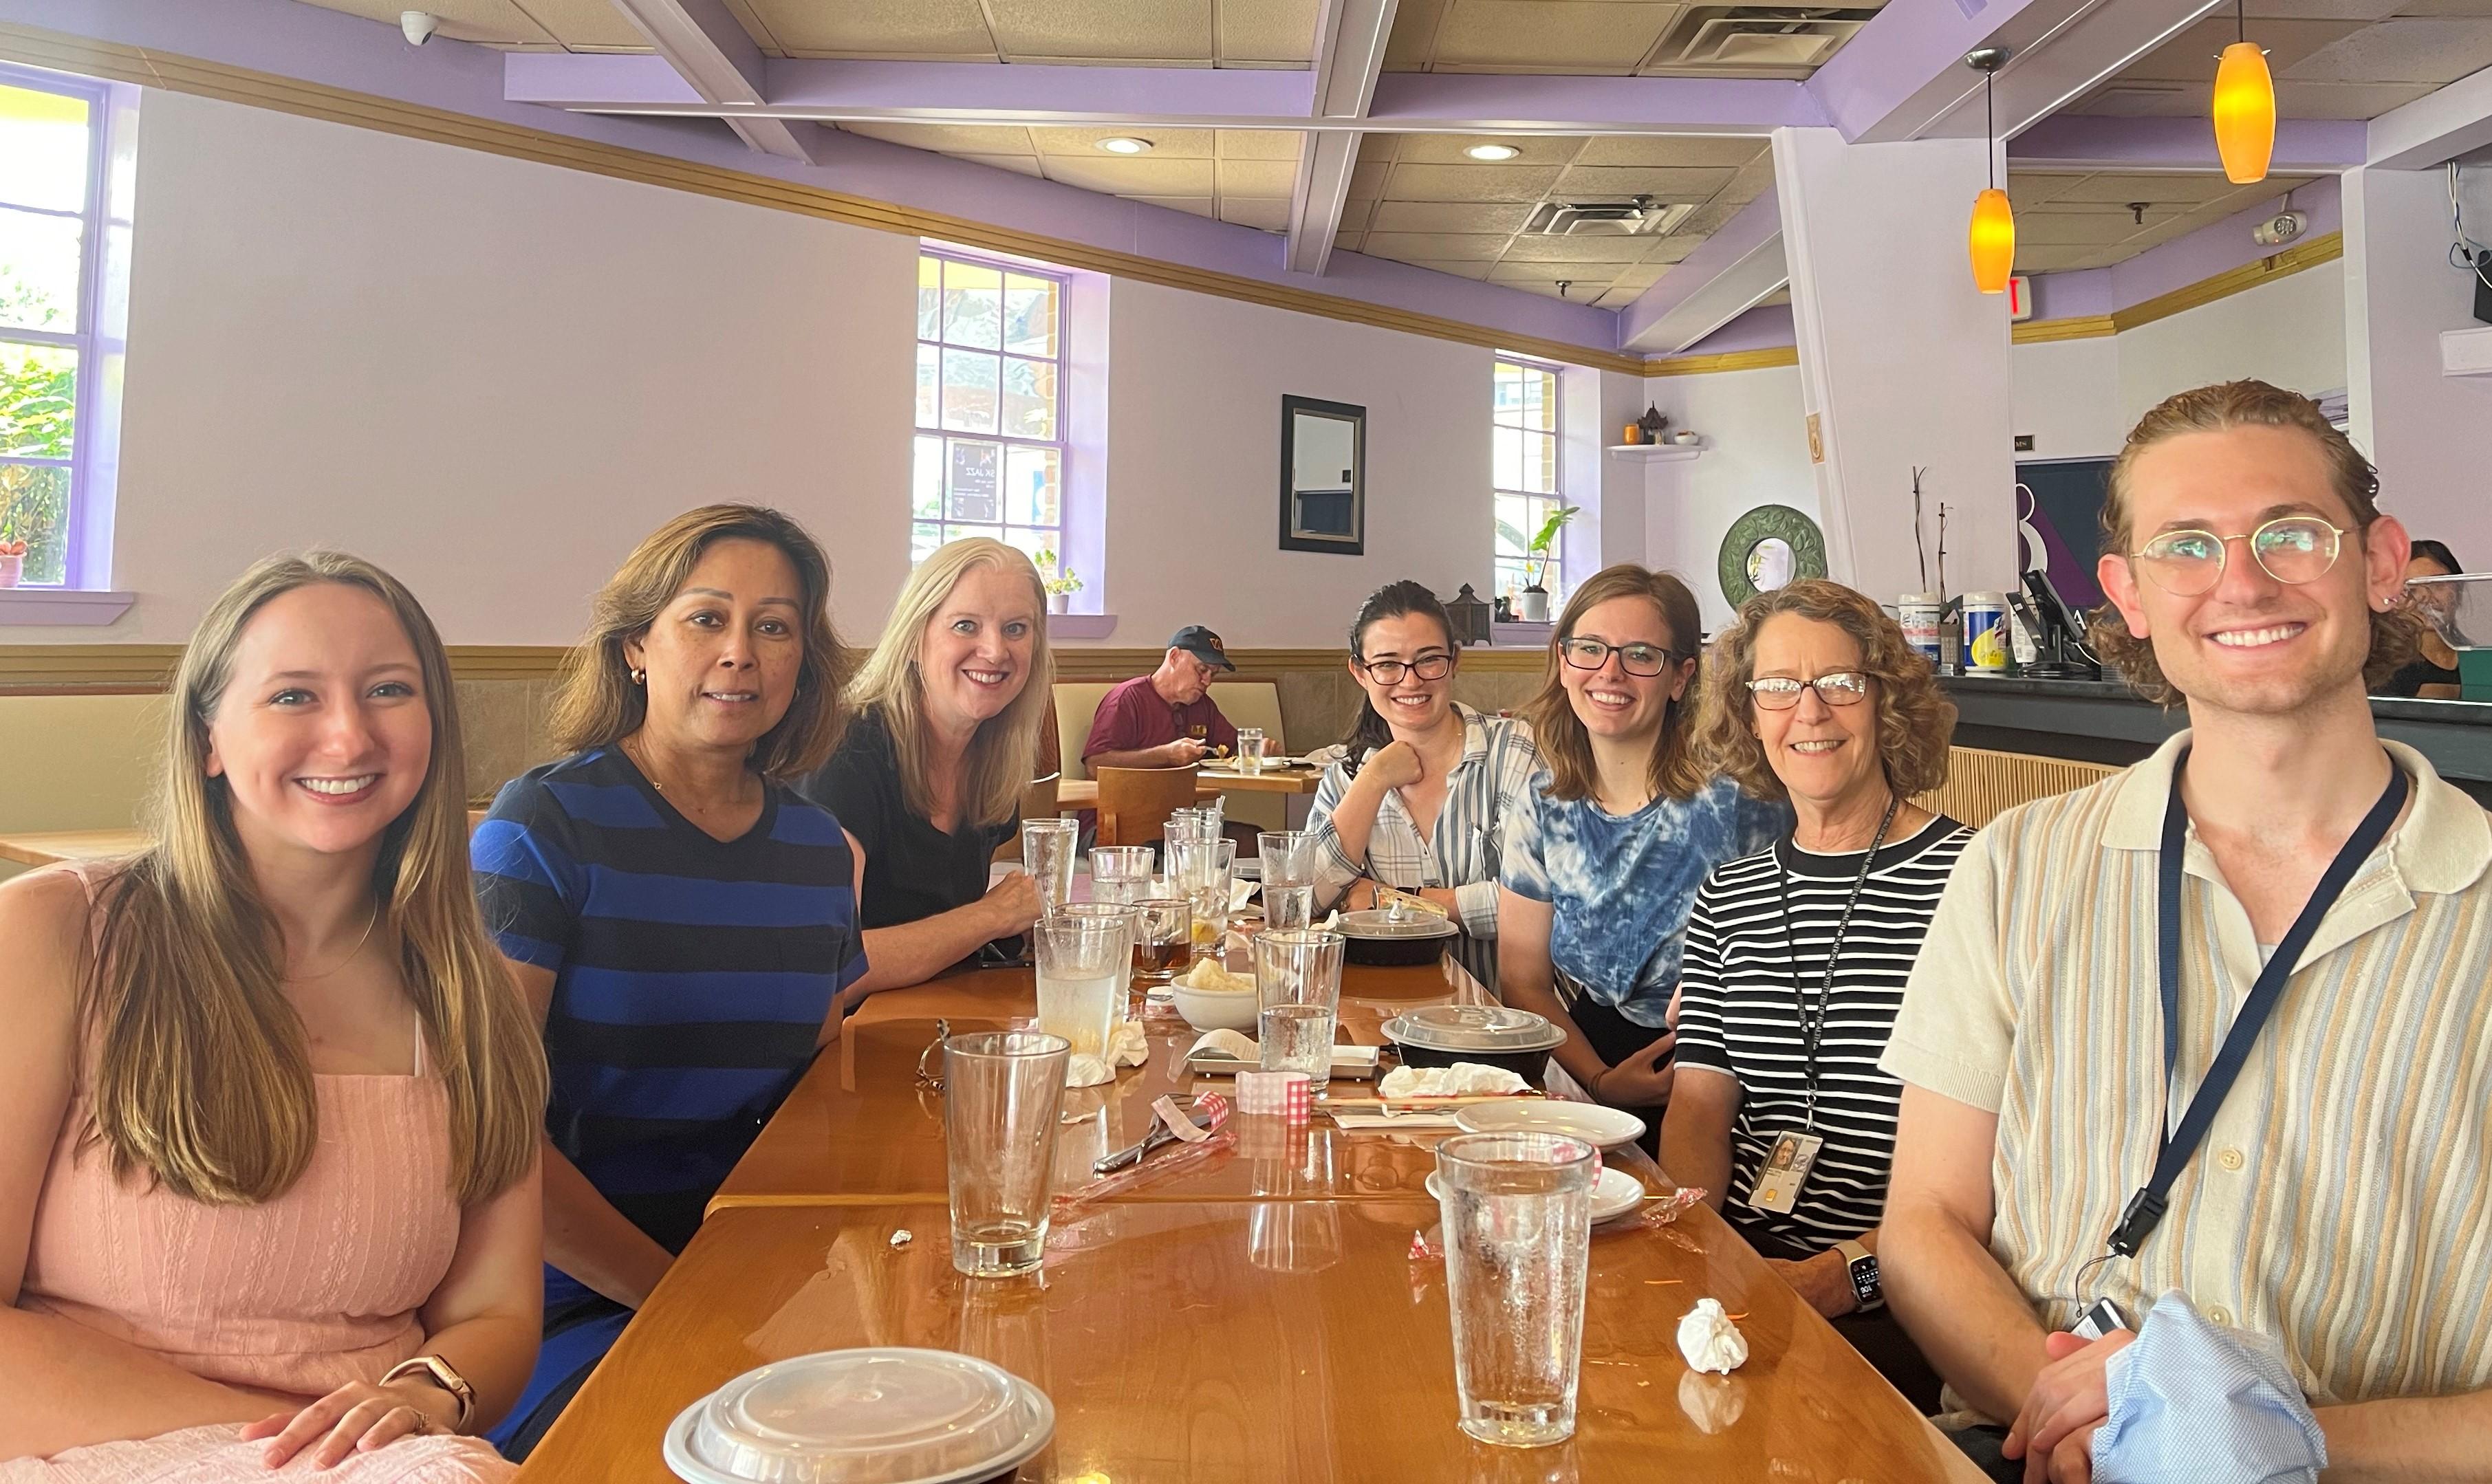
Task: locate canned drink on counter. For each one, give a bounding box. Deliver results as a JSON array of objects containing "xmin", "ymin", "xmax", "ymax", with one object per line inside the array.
[
  {"xmin": 1964, "ymin": 592, "xmax": 2009, "ymax": 673},
  {"xmin": 1899, "ymin": 593, "xmax": 1942, "ymax": 666}
]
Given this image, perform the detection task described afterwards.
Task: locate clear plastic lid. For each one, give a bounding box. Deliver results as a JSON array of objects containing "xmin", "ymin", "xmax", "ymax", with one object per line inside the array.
[
  {"xmin": 664, "ymin": 1349, "xmax": 1054, "ymax": 1484},
  {"xmin": 1336, "ymin": 908, "xmax": 1458, "ymax": 940},
  {"xmin": 1384, "ymin": 1003, "xmax": 1565, "ymax": 1053}
]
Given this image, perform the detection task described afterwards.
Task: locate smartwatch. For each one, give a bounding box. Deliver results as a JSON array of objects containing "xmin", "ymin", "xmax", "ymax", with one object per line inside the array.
[
  {"xmin": 1835, "ymin": 1239, "xmax": 1883, "ymax": 1311},
  {"xmin": 380, "ymin": 1354, "xmax": 477, "ymax": 1432}
]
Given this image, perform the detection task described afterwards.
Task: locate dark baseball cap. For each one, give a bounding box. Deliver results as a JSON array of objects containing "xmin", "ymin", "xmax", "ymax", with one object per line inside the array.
[{"xmin": 1168, "ymin": 625, "xmax": 1235, "ymax": 671}]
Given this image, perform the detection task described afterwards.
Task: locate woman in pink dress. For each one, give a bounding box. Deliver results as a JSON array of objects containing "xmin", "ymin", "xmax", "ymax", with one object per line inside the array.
[{"xmin": 0, "ymin": 553, "xmax": 548, "ymax": 1479}]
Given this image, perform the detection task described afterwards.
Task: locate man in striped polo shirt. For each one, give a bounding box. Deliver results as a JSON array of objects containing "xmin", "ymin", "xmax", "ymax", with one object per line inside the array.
[{"xmin": 1880, "ymin": 382, "xmax": 2492, "ymax": 1481}]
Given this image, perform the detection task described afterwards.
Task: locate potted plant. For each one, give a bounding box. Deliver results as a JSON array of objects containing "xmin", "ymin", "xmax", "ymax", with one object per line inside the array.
[
  {"xmin": 1515, "ymin": 505, "xmax": 1579, "ymax": 623},
  {"xmin": 1034, "ymin": 547, "xmax": 1082, "ymax": 615},
  {"xmin": 0, "ymin": 538, "xmax": 23, "ymax": 589}
]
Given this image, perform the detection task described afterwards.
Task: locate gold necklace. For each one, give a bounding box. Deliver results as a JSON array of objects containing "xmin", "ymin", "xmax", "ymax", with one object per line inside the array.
[{"xmin": 287, "ymin": 899, "xmax": 380, "ymax": 982}]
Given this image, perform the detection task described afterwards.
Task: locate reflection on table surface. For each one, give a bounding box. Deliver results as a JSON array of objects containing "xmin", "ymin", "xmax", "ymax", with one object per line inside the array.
[{"xmin": 516, "ymin": 1201, "xmax": 1982, "ymax": 1483}]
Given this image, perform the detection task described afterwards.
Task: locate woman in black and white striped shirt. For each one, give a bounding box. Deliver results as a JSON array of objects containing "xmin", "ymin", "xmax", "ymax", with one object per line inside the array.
[{"xmin": 1664, "ymin": 578, "xmax": 1966, "ymax": 1414}]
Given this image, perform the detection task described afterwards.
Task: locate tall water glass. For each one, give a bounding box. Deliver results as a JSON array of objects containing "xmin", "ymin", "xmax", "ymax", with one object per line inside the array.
[
  {"xmin": 1236, "ymin": 727, "xmax": 1266, "ymax": 774},
  {"xmin": 1435, "ymin": 1133, "xmax": 1596, "ymax": 1447},
  {"xmin": 1034, "ymin": 911, "xmax": 1129, "ymax": 1058},
  {"xmin": 1021, "ymin": 818, "xmax": 1079, "ymax": 913},
  {"xmin": 1131, "ymin": 897, "xmax": 1192, "ymax": 984},
  {"xmin": 1259, "ymin": 830, "xmax": 1321, "ymax": 933},
  {"xmin": 943, "ymin": 1029, "xmax": 1072, "ymax": 1278},
  {"xmin": 1057, "ymin": 902, "xmax": 1138, "ymax": 1018},
  {"xmin": 1090, "ymin": 845, "xmax": 1156, "ymax": 906},
  {"xmin": 1253, "ymin": 927, "xmax": 1345, "ymax": 1087},
  {"xmin": 1170, "ymin": 836, "xmax": 1236, "ymax": 954}
]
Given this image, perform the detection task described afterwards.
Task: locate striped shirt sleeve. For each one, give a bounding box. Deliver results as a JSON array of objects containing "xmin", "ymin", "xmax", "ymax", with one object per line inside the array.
[
  {"xmin": 1672, "ymin": 867, "xmax": 1735, "ymax": 1073},
  {"xmin": 470, "ymin": 776, "xmax": 586, "ymax": 973},
  {"xmin": 1881, "ymin": 822, "xmax": 2016, "ymax": 1112},
  {"xmin": 1305, "ymin": 761, "xmax": 1363, "ymax": 911}
]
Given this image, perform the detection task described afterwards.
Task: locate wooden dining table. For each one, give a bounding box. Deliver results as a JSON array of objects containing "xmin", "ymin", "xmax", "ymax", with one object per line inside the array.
[
  {"xmin": 517, "ymin": 958, "xmax": 1984, "ymax": 1484},
  {"xmin": 1052, "ymin": 763, "xmax": 1326, "ymax": 809},
  {"xmin": 0, "ymin": 827, "xmax": 145, "ymax": 868}
]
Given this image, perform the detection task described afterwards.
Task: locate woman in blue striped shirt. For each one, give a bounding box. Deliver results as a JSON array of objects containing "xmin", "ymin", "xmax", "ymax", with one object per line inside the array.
[
  {"xmin": 470, "ymin": 505, "xmax": 890, "ymax": 1458},
  {"xmin": 1307, "ymin": 581, "xmax": 1538, "ymax": 990}
]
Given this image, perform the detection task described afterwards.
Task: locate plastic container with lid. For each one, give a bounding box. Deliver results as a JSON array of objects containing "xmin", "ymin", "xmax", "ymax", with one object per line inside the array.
[
  {"xmin": 1336, "ymin": 906, "xmax": 1458, "ymax": 966},
  {"xmin": 1382, "ymin": 1004, "xmax": 1566, "ymax": 1087},
  {"xmin": 663, "ymin": 1349, "xmax": 1055, "ymax": 1484}
]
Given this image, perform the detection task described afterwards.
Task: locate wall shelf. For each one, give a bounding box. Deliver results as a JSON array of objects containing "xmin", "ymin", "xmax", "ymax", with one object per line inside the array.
[
  {"xmin": 2440, "ymin": 325, "xmax": 2492, "ymax": 378},
  {"xmin": 1607, "ymin": 444, "xmax": 1704, "ymax": 461}
]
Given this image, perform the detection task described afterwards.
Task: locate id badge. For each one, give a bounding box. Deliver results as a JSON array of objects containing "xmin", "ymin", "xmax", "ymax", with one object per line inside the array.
[{"xmin": 1746, "ymin": 1131, "xmax": 1823, "ymax": 1214}]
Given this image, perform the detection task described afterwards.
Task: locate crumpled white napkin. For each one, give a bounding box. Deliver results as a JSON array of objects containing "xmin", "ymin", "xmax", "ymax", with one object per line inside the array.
[
  {"xmin": 1678, "ymin": 1298, "xmax": 1748, "ymax": 1375},
  {"xmin": 1065, "ymin": 1021, "xmax": 1152, "ymax": 1087},
  {"xmin": 2091, "ymin": 1291, "xmax": 2326, "ymax": 1484},
  {"xmin": 1188, "ymin": 1028, "xmax": 1259, "ymax": 1061},
  {"xmin": 1377, "ymin": 1063, "xmax": 1529, "ymax": 1100}
]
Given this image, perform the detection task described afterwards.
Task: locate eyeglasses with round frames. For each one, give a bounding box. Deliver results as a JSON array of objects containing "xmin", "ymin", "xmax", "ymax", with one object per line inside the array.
[
  {"xmin": 1558, "ymin": 637, "xmax": 1679, "ymax": 678},
  {"xmin": 2130, "ymin": 515, "xmax": 2345, "ymax": 597},
  {"xmin": 1746, "ymin": 671, "xmax": 1873, "ymax": 710},
  {"xmin": 1357, "ymin": 653, "xmax": 1454, "ymax": 684}
]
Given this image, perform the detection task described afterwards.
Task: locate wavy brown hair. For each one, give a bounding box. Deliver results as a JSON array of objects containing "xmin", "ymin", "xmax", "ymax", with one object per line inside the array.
[
  {"xmin": 1521, "ymin": 564, "xmax": 1709, "ymax": 804},
  {"xmin": 550, "ymin": 505, "xmax": 850, "ymax": 783},
  {"xmin": 2091, "ymin": 380, "xmax": 2420, "ymax": 706},
  {"xmin": 1695, "ymin": 579, "xmax": 1955, "ymax": 802},
  {"xmin": 85, "ymin": 552, "xmax": 546, "ymax": 1207}
]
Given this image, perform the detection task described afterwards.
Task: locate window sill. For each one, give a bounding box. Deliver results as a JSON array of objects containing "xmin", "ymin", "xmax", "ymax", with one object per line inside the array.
[
  {"xmin": 0, "ymin": 588, "xmax": 137, "ymax": 626},
  {"xmin": 1050, "ymin": 613, "xmax": 1119, "ymax": 641}
]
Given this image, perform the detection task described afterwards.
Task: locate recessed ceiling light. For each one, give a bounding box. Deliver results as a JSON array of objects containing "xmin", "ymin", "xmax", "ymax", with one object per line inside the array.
[
  {"xmin": 1466, "ymin": 143, "xmax": 1521, "ymax": 162},
  {"xmin": 1097, "ymin": 137, "xmax": 1153, "ymax": 155}
]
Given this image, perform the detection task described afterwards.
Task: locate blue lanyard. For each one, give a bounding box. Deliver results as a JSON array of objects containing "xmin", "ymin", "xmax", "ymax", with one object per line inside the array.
[{"xmin": 2105, "ymin": 748, "xmax": 2406, "ymax": 1258}]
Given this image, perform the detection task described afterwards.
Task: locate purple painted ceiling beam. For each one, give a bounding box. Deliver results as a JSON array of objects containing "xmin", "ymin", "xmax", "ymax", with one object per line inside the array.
[
  {"xmin": 2369, "ymin": 64, "xmax": 2492, "ymax": 168},
  {"xmin": 2009, "ymin": 114, "xmax": 2365, "ymax": 173},
  {"xmin": 506, "ymin": 54, "xmax": 1812, "ymax": 135},
  {"xmin": 1616, "ymin": 192, "xmax": 1787, "ymax": 353}
]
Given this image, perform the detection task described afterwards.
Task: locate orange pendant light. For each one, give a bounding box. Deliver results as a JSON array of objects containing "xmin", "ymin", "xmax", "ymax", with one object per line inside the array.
[
  {"xmin": 2212, "ymin": 3, "xmax": 2275, "ymax": 186},
  {"xmin": 1964, "ymin": 49, "xmax": 2015, "ymax": 296}
]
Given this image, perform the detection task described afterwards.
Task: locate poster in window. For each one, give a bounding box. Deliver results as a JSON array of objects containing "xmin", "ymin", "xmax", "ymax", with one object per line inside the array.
[{"xmin": 949, "ymin": 440, "xmax": 1001, "ymax": 523}]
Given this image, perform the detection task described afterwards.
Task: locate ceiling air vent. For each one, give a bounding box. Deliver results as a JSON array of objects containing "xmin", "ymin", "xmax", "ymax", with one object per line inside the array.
[
  {"xmin": 1649, "ymin": 7, "xmax": 1879, "ymax": 70},
  {"xmin": 1521, "ymin": 197, "xmax": 1699, "ymax": 238}
]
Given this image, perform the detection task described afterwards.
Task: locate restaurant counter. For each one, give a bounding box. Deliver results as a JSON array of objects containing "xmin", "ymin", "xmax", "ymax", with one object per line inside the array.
[{"xmin": 1939, "ymin": 674, "xmax": 2492, "ymax": 804}]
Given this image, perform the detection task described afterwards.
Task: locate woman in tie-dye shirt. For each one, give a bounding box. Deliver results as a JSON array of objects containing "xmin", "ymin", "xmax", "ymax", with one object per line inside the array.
[{"xmin": 1498, "ymin": 565, "xmax": 1786, "ymax": 1113}]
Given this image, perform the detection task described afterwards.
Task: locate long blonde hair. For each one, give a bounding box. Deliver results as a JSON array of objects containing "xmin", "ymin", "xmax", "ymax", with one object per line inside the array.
[
  {"xmin": 1520, "ymin": 564, "xmax": 1709, "ymax": 804},
  {"xmin": 549, "ymin": 505, "xmax": 851, "ymax": 783},
  {"xmin": 847, "ymin": 538, "xmax": 1054, "ymax": 829},
  {"xmin": 84, "ymin": 553, "xmax": 547, "ymax": 1207}
]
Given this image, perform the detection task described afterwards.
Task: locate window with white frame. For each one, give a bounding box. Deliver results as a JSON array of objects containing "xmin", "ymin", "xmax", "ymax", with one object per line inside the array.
[
  {"xmin": 1492, "ymin": 356, "xmax": 1565, "ymax": 604},
  {"xmin": 912, "ymin": 249, "xmax": 1070, "ymax": 587},
  {"xmin": 0, "ymin": 69, "xmax": 111, "ymax": 589}
]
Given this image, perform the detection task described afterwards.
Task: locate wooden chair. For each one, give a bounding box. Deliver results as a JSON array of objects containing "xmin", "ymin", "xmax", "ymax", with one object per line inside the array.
[
  {"xmin": 1094, "ymin": 765, "xmax": 1200, "ymax": 847},
  {"xmin": 992, "ymin": 774, "xmax": 1063, "ymax": 863}
]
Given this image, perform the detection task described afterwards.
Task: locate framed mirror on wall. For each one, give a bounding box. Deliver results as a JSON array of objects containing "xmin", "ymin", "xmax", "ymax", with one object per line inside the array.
[
  {"xmin": 1718, "ymin": 505, "xmax": 1828, "ymax": 607},
  {"xmin": 1280, "ymin": 395, "xmax": 1365, "ymax": 555}
]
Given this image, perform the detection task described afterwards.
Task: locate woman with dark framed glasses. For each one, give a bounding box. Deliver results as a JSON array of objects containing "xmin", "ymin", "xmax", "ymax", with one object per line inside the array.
[
  {"xmin": 1306, "ymin": 582, "xmax": 1539, "ymax": 988},
  {"xmin": 1665, "ymin": 579, "xmax": 1968, "ymax": 1412},
  {"xmin": 1498, "ymin": 565, "xmax": 1786, "ymax": 1117}
]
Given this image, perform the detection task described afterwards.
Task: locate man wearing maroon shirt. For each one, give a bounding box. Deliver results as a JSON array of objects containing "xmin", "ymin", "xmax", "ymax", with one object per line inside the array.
[{"xmin": 1085, "ymin": 626, "xmax": 1242, "ymax": 770}]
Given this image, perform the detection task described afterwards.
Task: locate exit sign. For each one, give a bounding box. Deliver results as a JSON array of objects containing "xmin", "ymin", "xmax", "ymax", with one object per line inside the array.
[{"xmin": 2007, "ymin": 274, "xmax": 2034, "ymax": 322}]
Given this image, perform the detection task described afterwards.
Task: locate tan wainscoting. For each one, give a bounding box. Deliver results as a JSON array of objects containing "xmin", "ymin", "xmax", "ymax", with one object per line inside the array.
[{"xmin": 1912, "ymin": 745, "xmax": 2120, "ymax": 831}]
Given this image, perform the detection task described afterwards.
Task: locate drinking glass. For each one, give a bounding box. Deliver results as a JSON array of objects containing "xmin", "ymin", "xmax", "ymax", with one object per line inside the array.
[
  {"xmin": 1170, "ymin": 836, "xmax": 1237, "ymax": 954},
  {"xmin": 1252, "ymin": 927, "xmax": 1345, "ymax": 1087},
  {"xmin": 1057, "ymin": 902, "xmax": 1137, "ymax": 1016},
  {"xmin": 943, "ymin": 1029, "xmax": 1072, "ymax": 1278},
  {"xmin": 1090, "ymin": 845, "xmax": 1156, "ymax": 906},
  {"xmin": 1131, "ymin": 896, "xmax": 1192, "ymax": 984},
  {"xmin": 1236, "ymin": 727, "xmax": 1266, "ymax": 774},
  {"xmin": 1034, "ymin": 911, "xmax": 1129, "ymax": 1058},
  {"xmin": 1435, "ymin": 1132, "xmax": 1596, "ymax": 1447},
  {"xmin": 1258, "ymin": 830, "xmax": 1321, "ymax": 933},
  {"xmin": 1021, "ymin": 818, "xmax": 1079, "ymax": 913},
  {"xmin": 1164, "ymin": 809, "xmax": 1214, "ymax": 851}
]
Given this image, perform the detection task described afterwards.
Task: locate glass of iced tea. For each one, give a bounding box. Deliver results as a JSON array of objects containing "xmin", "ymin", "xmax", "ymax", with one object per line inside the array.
[{"xmin": 1130, "ymin": 896, "xmax": 1192, "ymax": 984}]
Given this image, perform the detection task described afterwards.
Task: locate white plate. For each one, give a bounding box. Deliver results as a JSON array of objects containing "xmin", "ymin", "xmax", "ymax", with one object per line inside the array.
[
  {"xmin": 1453, "ymin": 1100, "xmax": 1646, "ymax": 1150},
  {"xmin": 1423, "ymin": 1166, "xmax": 1644, "ymax": 1225}
]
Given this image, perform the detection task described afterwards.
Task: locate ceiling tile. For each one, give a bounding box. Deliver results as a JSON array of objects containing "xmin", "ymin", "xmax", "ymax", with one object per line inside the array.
[
  {"xmin": 985, "ymin": 0, "xmax": 1215, "ymax": 61},
  {"xmin": 959, "ymin": 153, "xmax": 1048, "ymax": 178},
  {"xmin": 843, "ymin": 122, "xmax": 1035, "ymax": 153},
  {"xmin": 1673, "ymin": 196, "xmax": 1751, "ymax": 236},
  {"xmin": 1219, "ymin": 129, "xmax": 1307, "ymax": 160},
  {"xmin": 1358, "ymin": 231, "xmax": 1513, "ymax": 259},
  {"xmin": 305, "ymin": 0, "xmax": 557, "ymax": 45},
  {"xmin": 2013, "ymin": 211, "xmax": 2175, "ymax": 246},
  {"xmin": 1384, "ymin": 0, "xmax": 1455, "ymax": 68},
  {"xmin": 1611, "ymin": 263, "xmax": 1671, "ymax": 290},
  {"xmin": 1486, "ymin": 270, "xmax": 1621, "ymax": 300},
  {"xmin": 505, "ymin": 0, "xmax": 650, "ymax": 47},
  {"xmin": 1390, "ymin": 133, "xmax": 1586, "ymax": 166},
  {"xmin": 1220, "ymin": 0, "xmax": 1322, "ymax": 63},
  {"xmin": 1367, "ymin": 200, "xmax": 1537, "ymax": 232},
  {"xmin": 748, "ymin": 0, "xmax": 997, "ymax": 56},
  {"xmin": 1031, "ymin": 126, "xmax": 1215, "ymax": 157},
  {"xmin": 1552, "ymin": 164, "xmax": 1736, "ymax": 200},
  {"xmin": 1431, "ymin": 1, "xmax": 1682, "ymax": 74},
  {"xmin": 1500, "ymin": 232, "xmax": 1673, "ymax": 263},
  {"xmin": 1640, "ymin": 233, "xmax": 1700, "ymax": 263},
  {"xmin": 2040, "ymin": 172, "xmax": 2258, "ymax": 206},
  {"xmin": 1040, "ymin": 155, "xmax": 1217, "ymax": 193},
  {"xmin": 1385, "ymin": 162, "xmax": 1565, "ymax": 201},
  {"xmin": 1712, "ymin": 150, "xmax": 1776, "ymax": 206},
  {"xmin": 2271, "ymin": 78, "xmax": 2442, "ymax": 114},
  {"xmin": 1399, "ymin": 259, "xmax": 1500, "ymax": 280},
  {"xmin": 1220, "ymin": 196, "xmax": 1294, "ymax": 230},
  {"xmin": 1336, "ymin": 228, "xmax": 1365, "ymax": 249},
  {"xmin": 1336, "ymin": 199, "xmax": 1377, "ymax": 232},
  {"xmin": 1129, "ymin": 195, "xmax": 1218, "ymax": 218},
  {"xmin": 2394, "ymin": 0, "xmax": 2492, "ymax": 15},
  {"xmin": 2004, "ymin": 171, "xmax": 2092, "ymax": 207},
  {"xmin": 1595, "ymin": 285, "xmax": 1646, "ymax": 307},
  {"xmin": 1569, "ymin": 135, "xmax": 1770, "ymax": 168},
  {"xmin": 2284, "ymin": 16, "xmax": 2492, "ymax": 81},
  {"xmin": 1347, "ymin": 160, "xmax": 1393, "ymax": 199},
  {"xmin": 1217, "ymin": 158, "xmax": 1301, "ymax": 197},
  {"xmin": 2122, "ymin": 16, "xmax": 2370, "ymax": 80}
]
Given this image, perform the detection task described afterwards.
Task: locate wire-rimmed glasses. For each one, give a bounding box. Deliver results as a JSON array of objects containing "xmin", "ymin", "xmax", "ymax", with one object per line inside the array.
[
  {"xmin": 2130, "ymin": 515, "xmax": 2345, "ymax": 596},
  {"xmin": 1746, "ymin": 671, "xmax": 1874, "ymax": 710},
  {"xmin": 1557, "ymin": 637, "xmax": 1678, "ymax": 678}
]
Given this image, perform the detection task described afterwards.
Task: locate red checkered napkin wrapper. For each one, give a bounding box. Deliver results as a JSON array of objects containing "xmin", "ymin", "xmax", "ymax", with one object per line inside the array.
[
  {"xmin": 1151, "ymin": 1090, "xmax": 1233, "ymax": 1142},
  {"xmin": 1233, "ymin": 1070, "xmax": 1312, "ymax": 1122}
]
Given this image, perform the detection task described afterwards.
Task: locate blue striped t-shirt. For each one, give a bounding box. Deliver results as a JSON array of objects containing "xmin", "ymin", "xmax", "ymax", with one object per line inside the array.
[{"xmin": 471, "ymin": 746, "xmax": 867, "ymax": 1254}]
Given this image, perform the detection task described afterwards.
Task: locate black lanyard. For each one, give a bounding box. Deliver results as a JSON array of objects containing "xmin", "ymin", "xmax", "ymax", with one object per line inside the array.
[
  {"xmin": 2103, "ymin": 748, "xmax": 2406, "ymax": 1258},
  {"xmin": 1774, "ymin": 794, "xmax": 1898, "ymax": 1130}
]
